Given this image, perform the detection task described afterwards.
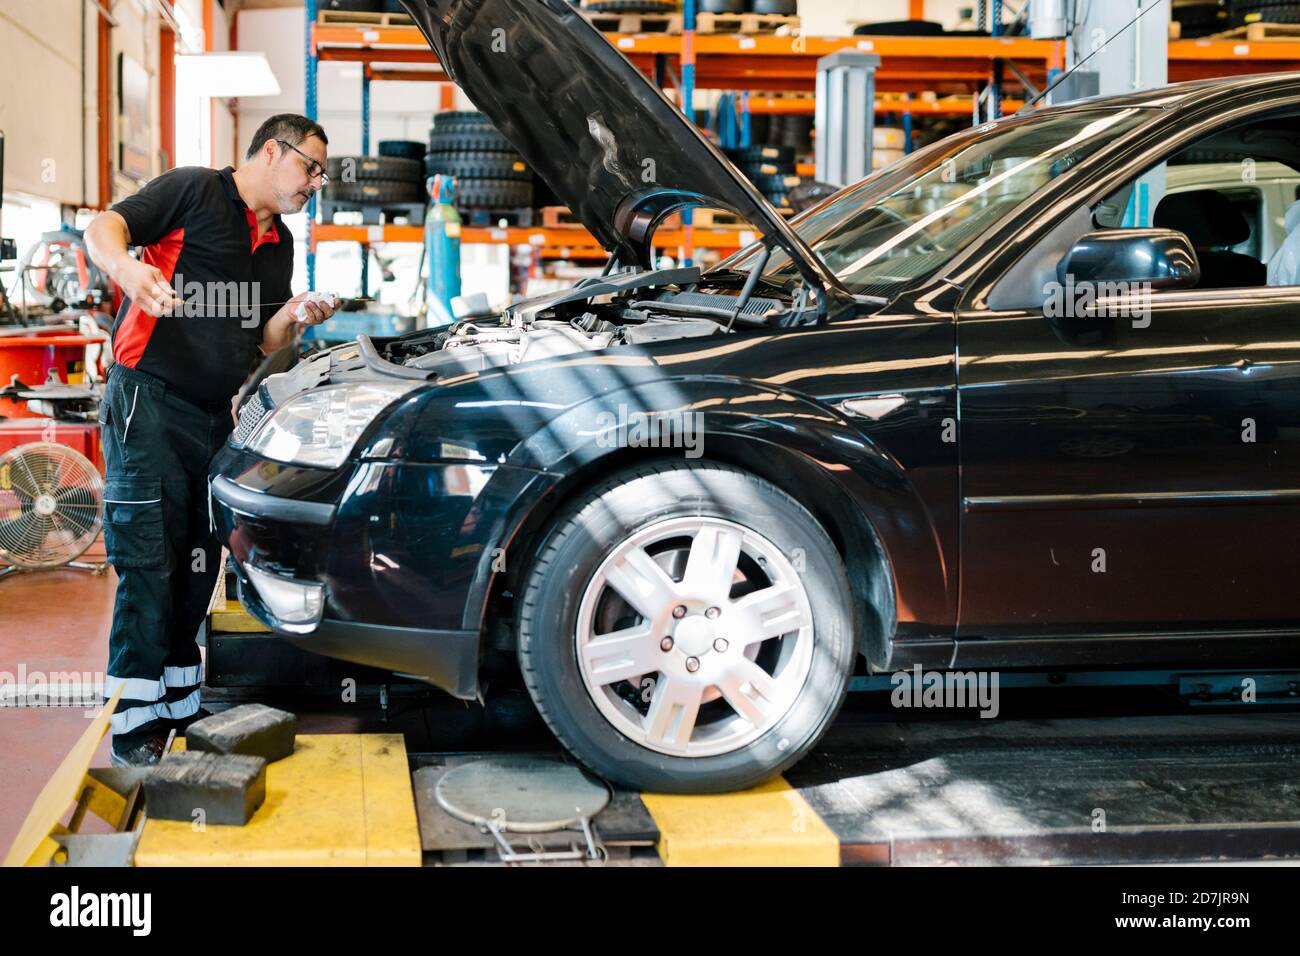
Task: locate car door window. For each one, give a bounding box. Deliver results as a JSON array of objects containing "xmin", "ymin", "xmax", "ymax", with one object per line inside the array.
[{"xmin": 1095, "ymin": 117, "xmax": 1300, "ymax": 291}]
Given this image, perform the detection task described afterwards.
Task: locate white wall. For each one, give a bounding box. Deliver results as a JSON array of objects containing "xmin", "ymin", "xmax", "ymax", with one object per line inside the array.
[
  {"xmin": 234, "ymin": 6, "xmax": 471, "ymax": 157},
  {"xmin": 0, "ymin": 0, "xmax": 91, "ymax": 205}
]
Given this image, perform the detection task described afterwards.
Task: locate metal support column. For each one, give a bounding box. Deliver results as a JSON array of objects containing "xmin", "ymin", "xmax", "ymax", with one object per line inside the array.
[
  {"xmin": 990, "ymin": 0, "xmax": 1003, "ymax": 119},
  {"xmin": 680, "ymin": 0, "xmax": 696, "ymax": 268},
  {"xmin": 305, "ymin": 0, "xmax": 318, "ymax": 291},
  {"xmin": 814, "ymin": 51, "xmax": 880, "ymax": 187},
  {"xmin": 360, "ymin": 67, "xmax": 371, "ymax": 297}
]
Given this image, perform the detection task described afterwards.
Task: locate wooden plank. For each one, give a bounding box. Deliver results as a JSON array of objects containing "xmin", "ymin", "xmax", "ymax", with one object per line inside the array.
[
  {"xmin": 540, "ymin": 206, "xmax": 580, "ymax": 228},
  {"xmin": 1209, "ymin": 21, "xmax": 1300, "ymax": 41},
  {"xmin": 581, "ymin": 11, "xmax": 682, "ymax": 35},
  {"xmin": 695, "ymin": 12, "xmax": 800, "ymax": 35},
  {"xmin": 317, "ymin": 9, "xmax": 414, "ymax": 28}
]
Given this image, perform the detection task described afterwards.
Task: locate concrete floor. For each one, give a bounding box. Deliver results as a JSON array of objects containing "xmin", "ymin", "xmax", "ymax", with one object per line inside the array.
[
  {"xmin": 4, "ymin": 547, "xmax": 1299, "ymax": 865},
  {"xmin": 0, "ymin": 549, "xmax": 440, "ymax": 855}
]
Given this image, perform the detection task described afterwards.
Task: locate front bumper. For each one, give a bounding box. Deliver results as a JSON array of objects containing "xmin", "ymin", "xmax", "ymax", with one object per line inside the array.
[
  {"xmin": 230, "ymin": 567, "xmax": 479, "ymax": 698},
  {"xmin": 208, "ymin": 444, "xmax": 532, "ymax": 701}
]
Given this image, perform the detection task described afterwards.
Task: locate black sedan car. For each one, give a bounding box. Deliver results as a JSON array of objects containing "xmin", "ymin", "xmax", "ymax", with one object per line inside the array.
[{"xmin": 211, "ymin": 0, "xmax": 1300, "ymax": 792}]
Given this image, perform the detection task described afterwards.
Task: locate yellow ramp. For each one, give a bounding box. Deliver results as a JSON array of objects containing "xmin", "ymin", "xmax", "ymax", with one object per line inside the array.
[
  {"xmin": 2, "ymin": 687, "xmax": 124, "ymax": 867},
  {"xmin": 135, "ymin": 734, "xmax": 420, "ymax": 866},
  {"xmin": 641, "ymin": 777, "xmax": 839, "ymax": 866}
]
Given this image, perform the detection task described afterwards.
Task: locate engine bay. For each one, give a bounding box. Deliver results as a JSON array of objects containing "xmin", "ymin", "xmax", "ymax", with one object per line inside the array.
[{"xmin": 375, "ymin": 264, "xmax": 815, "ymax": 376}]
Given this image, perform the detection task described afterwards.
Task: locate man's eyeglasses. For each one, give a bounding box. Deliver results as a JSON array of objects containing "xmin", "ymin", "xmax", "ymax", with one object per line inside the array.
[{"xmin": 277, "ymin": 139, "xmax": 330, "ymax": 187}]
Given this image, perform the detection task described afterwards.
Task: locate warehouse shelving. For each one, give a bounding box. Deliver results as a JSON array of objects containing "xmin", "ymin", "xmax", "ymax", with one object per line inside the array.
[
  {"xmin": 314, "ymin": 223, "xmax": 761, "ymax": 257},
  {"xmin": 302, "ymin": 4, "xmax": 1300, "ymax": 289}
]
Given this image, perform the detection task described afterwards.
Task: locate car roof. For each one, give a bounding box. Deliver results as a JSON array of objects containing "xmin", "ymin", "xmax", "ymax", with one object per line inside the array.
[{"xmin": 1030, "ymin": 72, "xmax": 1300, "ymax": 115}]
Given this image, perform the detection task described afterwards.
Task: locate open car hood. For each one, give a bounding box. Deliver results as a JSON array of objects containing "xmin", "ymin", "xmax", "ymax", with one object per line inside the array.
[{"xmin": 400, "ymin": 0, "xmax": 843, "ymax": 294}]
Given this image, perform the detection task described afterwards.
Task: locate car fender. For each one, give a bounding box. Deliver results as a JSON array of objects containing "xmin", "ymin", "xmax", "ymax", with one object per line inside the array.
[{"xmin": 459, "ymin": 377, "xmax": 954, "ymax": 667}]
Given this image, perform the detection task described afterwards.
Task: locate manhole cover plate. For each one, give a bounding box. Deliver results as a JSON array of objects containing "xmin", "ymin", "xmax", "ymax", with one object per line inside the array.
[{"xmin": 434, "ymin": 755, "xmax": 611, "ymax": 833}]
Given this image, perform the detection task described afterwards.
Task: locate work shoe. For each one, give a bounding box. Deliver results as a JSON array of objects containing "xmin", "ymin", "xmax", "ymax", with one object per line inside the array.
[
  {"xmin": 171, "ymin": 707, "xmax": 213, "ymax": 736},
  {"xmin": 109, "ymin": 735, "xmax": 167, "ymax": 768}
]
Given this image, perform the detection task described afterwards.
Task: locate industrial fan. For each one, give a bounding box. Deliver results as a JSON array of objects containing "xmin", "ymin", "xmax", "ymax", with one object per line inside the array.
[{"xmin": 0, "ymin": 442, "xmax": 106, "ymax": 580}]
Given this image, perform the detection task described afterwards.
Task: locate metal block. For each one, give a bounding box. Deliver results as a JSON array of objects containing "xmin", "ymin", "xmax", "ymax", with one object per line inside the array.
[
  {"xmin": 185, "ymin": 704, "xmax": 297, "ymax": 763},
  {"xmin": 144, "ymin": 751, "xmax": 267, "ymax": 826}
]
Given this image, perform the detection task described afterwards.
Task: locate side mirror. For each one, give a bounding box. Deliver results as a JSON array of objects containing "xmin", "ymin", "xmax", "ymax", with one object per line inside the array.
[{"xmin": 1058, "ymin": 228, "xmax": 1200, "ymax": 290}]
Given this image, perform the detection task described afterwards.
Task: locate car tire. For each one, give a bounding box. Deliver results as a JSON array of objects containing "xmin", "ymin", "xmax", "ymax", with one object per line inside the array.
[
  {"xmin": 377, "ymin": 139, "xmax": 426, "ymax": 161},
  {"xmin": 516, "ymin": 461, "xmax": 857, "ymax": 793},
  {"xmin": 750, "ymin": 0, "xmax": 797, "ymax": 14},
  {"xmin": 425, "ymin": 154, "xmax": 532, "ymax": 181},
  {"xmin": 454, "ymin": 178, "xmax": 534, "ymax": 208},
  {"xmin": 325, "ymin": 178, "xmax": 423, "ymax": 204},
  {"xmin": 699, "ymin": 0, "xmax": 746, "ymax": 12},
  {"xmin": 583, "ymin": 0, "xmax": 678, "ymax": 11},
  {"xmin": 726, "ymin": 144, "xmax": 796, "ymax": 167},
  {"xmin": 326, "ymin": 155, "xmax": 422, "ymax": 184},
  {"xmin": 431, "ymin": 110, "xmax": 498, "ymax": 130},
  {"xmin": 428, "ymin": 131, "xmax": 519, "ymax": 156}
]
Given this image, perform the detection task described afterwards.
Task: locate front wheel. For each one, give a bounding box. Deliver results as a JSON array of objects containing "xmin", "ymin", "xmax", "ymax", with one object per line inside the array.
[{"xmin": 516, "ymin": 462, "xmax": 856, "ymax": 793}]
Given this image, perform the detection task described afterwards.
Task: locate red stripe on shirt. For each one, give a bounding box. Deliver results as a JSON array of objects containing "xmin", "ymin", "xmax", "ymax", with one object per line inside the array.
[{"xmin": 114, "ymin": 228, "xmax": 185, "ymax": 369}]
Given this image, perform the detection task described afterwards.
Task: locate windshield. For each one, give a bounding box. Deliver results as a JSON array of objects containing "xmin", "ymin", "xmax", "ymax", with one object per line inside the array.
[{"xmin": 716, "ymin": 107, "xmax": 1153, "ymax": 299}]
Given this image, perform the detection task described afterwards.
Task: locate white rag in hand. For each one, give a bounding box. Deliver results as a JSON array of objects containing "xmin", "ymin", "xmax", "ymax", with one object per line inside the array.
[{"xmin": 295, "ymin": 291, "xmax": 338, "ymax": 322}]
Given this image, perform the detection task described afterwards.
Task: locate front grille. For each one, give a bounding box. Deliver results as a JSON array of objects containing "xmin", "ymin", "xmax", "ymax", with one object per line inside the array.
[{"xmin": 231, "ymin": 391, "xmax": 268, "ymax": 447}]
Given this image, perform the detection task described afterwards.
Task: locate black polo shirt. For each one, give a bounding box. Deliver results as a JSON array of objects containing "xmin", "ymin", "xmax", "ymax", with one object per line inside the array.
[{"xmin": 109, "ymin": 165, "xmax": 294, "ymax": 406}]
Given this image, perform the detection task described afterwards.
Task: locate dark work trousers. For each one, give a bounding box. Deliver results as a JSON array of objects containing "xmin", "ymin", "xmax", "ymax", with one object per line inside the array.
[{"xmin": 99, "ymin": 363, "xmax": 231, "ymax": 747}]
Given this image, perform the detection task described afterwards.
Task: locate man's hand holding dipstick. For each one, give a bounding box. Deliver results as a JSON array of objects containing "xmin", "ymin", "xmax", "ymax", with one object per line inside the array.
[{"xmin": 116, "ymin": 258, "xmax": 183, "ymax": 317}]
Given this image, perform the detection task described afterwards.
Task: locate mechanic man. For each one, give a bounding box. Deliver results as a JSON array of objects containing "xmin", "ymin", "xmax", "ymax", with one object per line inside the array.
[{"xmin": 85, "ymin": 114, "xmax": 338, "ymax": 766}]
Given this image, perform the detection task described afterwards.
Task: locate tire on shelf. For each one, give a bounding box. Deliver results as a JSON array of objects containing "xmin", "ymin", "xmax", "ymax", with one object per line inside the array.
[
  {"xmin": 749, "ymin": 0, "xmax": 797, "ymax": 14},
  {"xmin": 454, "ymin": 178, "xmax": 534, "ymax": 209},
  {"xmin": 377, "ymin": 139, "xmax": 426, "ymax": 161},
  {"xmin": 515, "ymin": 461, "xmax": 857, "ymax": 794},
  {"xmin": 425, "ymin": 154, "xmax": 532, "ymax": 181},
  {"xmin": 325, "ymin": 178, "xmax": 423, "ymax": 204},
  {"xmin": 428, "ymin": 127, "xmax": 517, "ymax": 154},
  {"xmin": 726, "ymin": 144, "xmax": 796, "ymax": 167},
  {"xmin": 698, "ymin": 0, "xmax": 745, "ymax": 12},
  {"xmin": 320, "ymin": 0, "xmax": 383, "ymax": 11},
  {"xmin": 583, "ymin": 0, "xmax": 678, "ymax": 11},
  {"xmin": 431, "ymin": 110, "xmax": 499, "ymax": 130},
  {"xmin": 736, "ymin": 160, "xmax": 797, "ymax": 178},
  {"xmin": 749, "ymin": 172, "xmax": 801, "ymax": 195},
  {"xmin": 326, "ymin": 155, "xmax": 422, "ymax": 184}
]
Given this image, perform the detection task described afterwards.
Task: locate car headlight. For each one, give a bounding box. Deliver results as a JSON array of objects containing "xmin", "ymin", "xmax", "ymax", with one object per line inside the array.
[{"xmin": 246, "ymin": 381, "xmax": 418, "ymax": 468}]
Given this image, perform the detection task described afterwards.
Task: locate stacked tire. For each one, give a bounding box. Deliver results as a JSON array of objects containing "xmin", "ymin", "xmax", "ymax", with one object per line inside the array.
[
  {"xmin": 697, "ymin": 0, "xmax": 797, "ymax": 12},
  {"xmin": 1175, "ymin": 1, "xmax": 1230, "ymax": 36},
  {"xmin": 323, "ymin": 146, "xmax": 424, "ymax": 208},
  {"xmin": 1229, "ymin": 1, "xmax": 1300, "ymax": 26},
  {"xmin": 582, "ymin": 1, "xmax": 679, "ymax": 12},
  {"xmin": 426, "ymin": 111, "xmax": 533, "ymax": 211},
  {"xmin": 726, "ymin": 144, "xmax": 801, "ymax": 210}
]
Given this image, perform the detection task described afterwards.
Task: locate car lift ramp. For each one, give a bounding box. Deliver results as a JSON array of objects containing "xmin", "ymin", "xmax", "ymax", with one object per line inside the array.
[
  {"xmin": 415, "ymin": 713, "xmax": 1300, "ymax": 866},
  {"xmin": 784, "ymin": 711, "xmax": 1300, "ymax": 865}
]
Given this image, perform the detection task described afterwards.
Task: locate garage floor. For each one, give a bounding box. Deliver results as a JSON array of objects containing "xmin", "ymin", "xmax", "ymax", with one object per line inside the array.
[{"xmin": 3, "ymin": 563, "xmax": 1300, "ymax": 865}]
